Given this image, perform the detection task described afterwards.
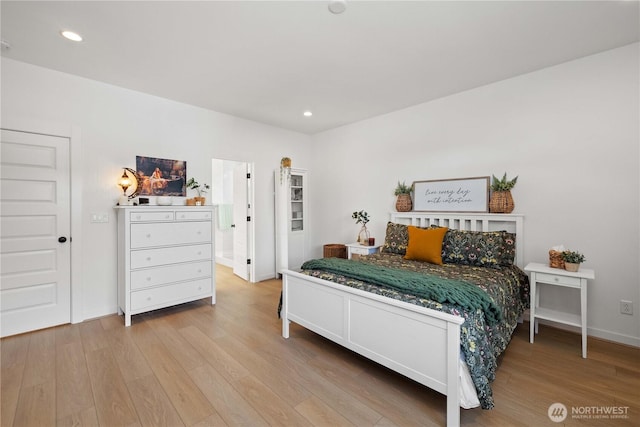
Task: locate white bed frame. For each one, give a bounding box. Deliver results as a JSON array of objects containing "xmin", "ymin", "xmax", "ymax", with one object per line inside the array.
[{"xmin": 281, "ymin": 212, "xmax": 523, "ymax": 427}]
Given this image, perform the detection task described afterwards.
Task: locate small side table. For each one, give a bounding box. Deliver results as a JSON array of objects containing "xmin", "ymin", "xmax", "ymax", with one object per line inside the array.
[
  {"xmin": 525, "ymin": 262, "xmax": 595, "ymax": 358},
  {"xmin": 345, "ymin": 243, "xmax": 381, "ymax": 260}
]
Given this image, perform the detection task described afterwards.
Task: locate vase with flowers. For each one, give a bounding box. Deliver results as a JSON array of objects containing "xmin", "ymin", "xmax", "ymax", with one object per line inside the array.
[{"xmin": 352, "ymin": 210, "xmax": 370, "ymax": 245}]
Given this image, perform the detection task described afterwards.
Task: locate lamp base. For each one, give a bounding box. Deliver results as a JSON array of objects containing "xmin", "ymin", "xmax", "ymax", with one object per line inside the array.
[{"xmin": 118, "ymin": 195, "xmax": 131, "ymax": 206}]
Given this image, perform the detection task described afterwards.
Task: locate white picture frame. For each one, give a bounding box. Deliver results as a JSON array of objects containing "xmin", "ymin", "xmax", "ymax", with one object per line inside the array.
[{"xmin": 412, "ymin": 176, "xmax": 490, "ymax": 212}]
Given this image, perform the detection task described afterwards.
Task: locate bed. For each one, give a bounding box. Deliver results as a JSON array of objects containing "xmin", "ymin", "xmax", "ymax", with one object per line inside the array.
[{"xmin": 281, "ymin": 212, "xmax": 527, "ymax": 427}]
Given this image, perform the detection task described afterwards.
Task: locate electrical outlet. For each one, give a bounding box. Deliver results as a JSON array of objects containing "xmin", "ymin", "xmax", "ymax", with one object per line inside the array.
[
  {"xmin": 90, "ymin": 213, "xmax": 109, "ymax": 223},
  {"xmin": 620, "ymin": 300, "xmax": 633, "ymax": 315}
]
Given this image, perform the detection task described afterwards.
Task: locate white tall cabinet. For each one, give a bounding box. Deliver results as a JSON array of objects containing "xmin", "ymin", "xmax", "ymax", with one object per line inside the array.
[
  {"xmin": 275, "ymin": 168, "xmax": 308, "ymax": 274},
  {"xmin": 116, "ymin": 206, "xmax": 215, "ymax": 326}
]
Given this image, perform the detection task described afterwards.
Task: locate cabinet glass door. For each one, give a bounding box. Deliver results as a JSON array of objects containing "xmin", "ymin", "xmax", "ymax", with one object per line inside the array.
[{"xmin": 290, "ymin": 174, "xmax": 303, "ymax": 231}]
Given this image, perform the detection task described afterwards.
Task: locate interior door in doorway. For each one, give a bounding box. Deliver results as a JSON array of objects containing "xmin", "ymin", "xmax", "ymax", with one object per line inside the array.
[
  {"xmin": 0, "ymin": 129, "xmax": 71, "ymax": 337},
  {"xmin": 232, "ymin": 163, "xmax": 249, "ymax": 280}
]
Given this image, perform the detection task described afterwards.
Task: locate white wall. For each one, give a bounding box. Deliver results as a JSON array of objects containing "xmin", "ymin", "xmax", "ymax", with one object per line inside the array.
[
  {"xmin": 309, "ymin": 44, "xmax": 640, "ymax": 346},
  {"xmin": 2, "ymin": 43, "xmax": 638, "ymax": 346},
  {"xmin": 1, "ymin": 58, "xmax": 311, "ymax": 320}
]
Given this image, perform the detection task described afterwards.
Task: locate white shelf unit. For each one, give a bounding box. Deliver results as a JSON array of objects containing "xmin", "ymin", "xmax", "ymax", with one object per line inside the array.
[{"xmin": 275, "ymin": 168, "xmax": 308, "ymax": 273}]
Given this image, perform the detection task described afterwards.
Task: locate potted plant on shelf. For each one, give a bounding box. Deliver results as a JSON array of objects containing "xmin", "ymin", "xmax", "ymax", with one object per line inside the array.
[
  {"xmin": 280, "ymin": 157, "xmax": 292, "ymax": 183},
  {"xmin": 394, "ymin": 181, "xmax": 413, "ymax": 212},
  {"xmin": 489, "ymin": 173, "xmax": 518, "ymax": 213},
  {"xmin": 186, "ymin": 177, "xmax": 210, "ymax": 206},
  {"xmin": 352, "ymin": 210, "xmax": 370, "ymax": 245},
  {"xmin": 561, "ymin": 250, "xmax": 586, "ymax": 272}
]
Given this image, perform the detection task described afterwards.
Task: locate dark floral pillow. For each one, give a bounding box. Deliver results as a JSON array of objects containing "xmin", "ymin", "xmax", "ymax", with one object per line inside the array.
[
  {"xmin": 381, "ymin": 222, "xmax": 409, "ymax": 255},
  {"xmin": 441, "ymin": 229, "xmax": 516, "ymax": 268}
]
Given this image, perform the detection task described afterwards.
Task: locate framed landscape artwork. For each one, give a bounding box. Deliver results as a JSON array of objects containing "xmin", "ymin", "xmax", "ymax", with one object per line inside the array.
[{"xmin": 135, "ymin": 156, "xmax": 187, "ymax": 196}]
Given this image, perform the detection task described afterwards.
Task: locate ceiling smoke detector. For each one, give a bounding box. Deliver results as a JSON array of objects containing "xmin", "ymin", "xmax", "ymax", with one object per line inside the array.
[{"xmin": 328, "ymin": 0, "xmax": 347, "ymax": 14}]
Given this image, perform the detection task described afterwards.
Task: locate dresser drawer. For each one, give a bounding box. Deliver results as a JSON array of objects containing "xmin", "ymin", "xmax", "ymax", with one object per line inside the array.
[
  {"xmin": 130, "ymin": 211, "xmax": 174, "ymax": 222},
  {"xmin": 175, "ymin": 210, "xmax": 213, "ymax": 221},
  {"xmin": 130, "ymin": 221, "xmax": 212, "ymax": 248},
  {"xmin": 131, "ymin": 261, "xmax": 212, "ymax": 290},
  {"xmin": 535, "ymin": 272, "xmax": 582, "ymax": 287},
  {"xmin": 131, "ymin": 244, "xmax": 211, "ymax": 269},
  {"xmin": 131, "ymin": 278, "xmax": 211, "ymax": 311}
]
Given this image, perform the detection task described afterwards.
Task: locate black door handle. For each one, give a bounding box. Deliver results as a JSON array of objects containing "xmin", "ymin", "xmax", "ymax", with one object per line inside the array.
[
  {"xmin": 231, "ymin": 224, "xmax": 235, "ymax": 228},
  {"xmin": 58, "ymin": 236, "xmax": 67, "ymax": 243}
]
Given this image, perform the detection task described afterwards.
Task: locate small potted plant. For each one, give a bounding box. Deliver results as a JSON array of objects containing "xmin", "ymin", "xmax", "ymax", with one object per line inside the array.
[
  {"xmin": 394, "ymin": 181, "xmax": 413, "ymax": 212},
  {"xmin": 352, "ymin": 210, "xmax": 370, "ymax": 245},
  {"xmin": 186, "ymin": 177, "xmax": 210, "ymax": 205},
  {"xmin": 561, "ymin": 250, "xmax": 586, "ymax": 272},
  {"xmin": 489, "ymin": 173, "xmax": 518, "ymax": 213},
  {"xmin": 280, "ymin": 157, "xmax": 292, "ymax": 183}
]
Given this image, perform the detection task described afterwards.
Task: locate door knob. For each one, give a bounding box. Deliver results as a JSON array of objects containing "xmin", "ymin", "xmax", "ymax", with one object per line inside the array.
[{"xmin": 58, "ymin": 236, "xmax": 67, "ymax": 243}]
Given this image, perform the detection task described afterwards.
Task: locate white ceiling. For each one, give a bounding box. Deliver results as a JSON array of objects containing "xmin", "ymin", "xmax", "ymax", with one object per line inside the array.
[{"xmin": 1, "ymin": 1, "xmax": 638, "ymax": 134}]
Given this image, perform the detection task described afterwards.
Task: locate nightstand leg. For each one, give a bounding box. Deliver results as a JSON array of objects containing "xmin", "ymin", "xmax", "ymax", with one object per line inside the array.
[
  {"xmin": 581, "ymin": 280, "xmax": 587, "ymax": 358},
  {"xmin": 529, "ymin": 278, "xmax": 536, "ymax": 343},
  {"xmin": 534, "ymin": 282, "xmax": 540, "ymax": 334}
]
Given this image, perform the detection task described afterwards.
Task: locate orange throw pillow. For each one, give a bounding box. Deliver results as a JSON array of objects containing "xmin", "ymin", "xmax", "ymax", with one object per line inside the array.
[{"xmin": 404, "ymin": 226, "xmax": 449, "ymax": 265}]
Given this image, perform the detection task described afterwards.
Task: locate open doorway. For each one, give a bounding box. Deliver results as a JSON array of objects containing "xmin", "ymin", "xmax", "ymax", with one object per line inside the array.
[{"xmin": 211, "ymin": 158, "xmax": 255, "ymax": 282}]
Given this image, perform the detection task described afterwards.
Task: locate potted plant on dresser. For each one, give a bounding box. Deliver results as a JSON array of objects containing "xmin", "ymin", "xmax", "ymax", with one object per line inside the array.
[
  {"xmin": 561, "ymin": 250, "xmax": 586, "ymax": 272},
  {"xmin": 489, "ymin": 173, "xmax": 518, "ymax": 213},
  {"xmin": 186, "ymin": 177, "xmax": 210, "ymax": 206},
  {"xmin": 394, "ymin": 181, "xmax": 413, "ymax": 212}
]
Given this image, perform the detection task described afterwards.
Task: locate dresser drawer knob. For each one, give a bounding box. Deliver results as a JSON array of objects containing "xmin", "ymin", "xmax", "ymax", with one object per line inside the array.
[
  {"xmin": 146, "ymin": 257, "xmax": 151, "ymax": 261},
  {"xmin": 554, "ymin": 277, "xmax": 559, "ymax": 282},
  {"xmin": 197, "ymin": 251, "xmax": 202, "ymax": 255},
  {"xmin": 198, "ymin": 269, "xmax": 202, "ymax": 273},
  {"xmin": 146, "ymin": 234, "xmax": 151, "ymax": 238},
  {"xmin": 147, "ymin": 296, "xmax": 152, "ymax": 301},
  {"xmin": 146, "ymin": 277, "xmax": 151, "ymax": 281}
]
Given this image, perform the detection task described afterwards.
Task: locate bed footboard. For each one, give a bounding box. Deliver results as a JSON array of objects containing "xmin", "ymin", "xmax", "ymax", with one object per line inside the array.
[{"xmin": 282, "ymin": 269, "xmax": 464, "ymax": 427}]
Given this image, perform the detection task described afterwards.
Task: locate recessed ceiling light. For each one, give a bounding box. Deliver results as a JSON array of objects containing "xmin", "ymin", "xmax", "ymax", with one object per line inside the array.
[
  {"xmin": 303, "ymin": 111, "xmax": 313, "ymax": 117},
  {"xmin": 328, "ymin": 0, "xmax": 347, "ymax": 14},
  {"xmin": 61, "ymin": 30, "xmax": 83, "ymax": 42}
]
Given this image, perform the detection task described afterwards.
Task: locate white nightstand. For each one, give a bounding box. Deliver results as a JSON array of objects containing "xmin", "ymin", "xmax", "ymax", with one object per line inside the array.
[
  {"xmin": 525, "ymin": 262, "xmax": 595, "ymax": 358},
  {"xmin": 345, "ymin": 242, "xmax": 381, "ymax": 260}
]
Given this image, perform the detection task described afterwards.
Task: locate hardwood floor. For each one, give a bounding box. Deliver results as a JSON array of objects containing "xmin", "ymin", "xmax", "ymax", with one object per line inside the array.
[{"xmin": 2, "ymin": 265, "xmax": 639, "ymax": 426}]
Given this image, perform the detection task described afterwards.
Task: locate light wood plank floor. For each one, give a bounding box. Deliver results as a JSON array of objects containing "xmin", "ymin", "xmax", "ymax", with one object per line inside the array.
[{"xmin": 2, "ymin": 265, "xmax": 638, "ymax": 426}]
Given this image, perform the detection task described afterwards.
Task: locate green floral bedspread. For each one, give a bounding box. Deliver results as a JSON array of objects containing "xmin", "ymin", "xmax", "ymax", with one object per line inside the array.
[{"xmin": 300, "ymin": 253, "xmax": 529, "ymax": 410}]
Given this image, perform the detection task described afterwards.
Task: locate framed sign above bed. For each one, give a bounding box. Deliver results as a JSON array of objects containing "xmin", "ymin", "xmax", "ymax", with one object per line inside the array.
[{"xmin": 413, "ymin": 176, "xmax": 490, "ymax": 212}]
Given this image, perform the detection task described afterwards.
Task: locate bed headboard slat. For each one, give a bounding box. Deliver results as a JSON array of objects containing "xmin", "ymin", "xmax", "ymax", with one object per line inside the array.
[{"xmin": 389, "ymin": 212, "xmax": 525, "ymax": 268}]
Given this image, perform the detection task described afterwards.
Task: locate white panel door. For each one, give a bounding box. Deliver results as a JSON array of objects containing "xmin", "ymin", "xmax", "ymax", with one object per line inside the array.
[
  {"xmin": 232, "ymin": 163, "xmax": 248, "ymax": 280},
  {"xmin": 0, "ymin": 129, "xmax": 71, "ymax": 337}
]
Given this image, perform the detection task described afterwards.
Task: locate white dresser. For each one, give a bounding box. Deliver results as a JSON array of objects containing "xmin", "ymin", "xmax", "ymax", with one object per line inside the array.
[{"xmin": 116, "ymin": 206, "xmax": 215, "ymax": 326}]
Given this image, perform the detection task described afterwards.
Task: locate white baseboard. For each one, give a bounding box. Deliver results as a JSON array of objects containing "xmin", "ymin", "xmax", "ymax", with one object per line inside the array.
[
  {"xmin": 215, "ymin": 256, "xmax": 233, "ymax": 268},
  {"xmin": 255, "ymin": 272, "xmax": 278, "ymax": 282}
]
